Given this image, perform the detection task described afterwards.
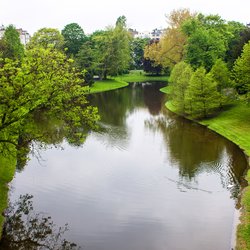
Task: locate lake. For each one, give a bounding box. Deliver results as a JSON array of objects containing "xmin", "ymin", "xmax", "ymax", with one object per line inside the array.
[{"xmin": 2, "ymin": 82, "xmax": 248, "ymax": 250}]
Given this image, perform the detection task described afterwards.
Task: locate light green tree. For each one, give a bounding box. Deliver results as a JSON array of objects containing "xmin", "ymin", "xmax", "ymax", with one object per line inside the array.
[
  {"xmin": 209, "ymin": 58, "xmax": 233, "ymax": 107},
  {"xmin": 185, "ymin": 67, "xmax": 220, "ymax": 118},
  {"xmin": 27, "ymin": 28, "xmax": 64, "ymax": 50},
  {"xmin": 233, "ymin": 40, "xmax": 250, "ymax": 102},
  {"xmin": 169, "ymin": 61, "xmax": 193, "ymax": 113},
  {"xmin": 0, "ymin": 47, "xmax": 99, "ymax": 136}
]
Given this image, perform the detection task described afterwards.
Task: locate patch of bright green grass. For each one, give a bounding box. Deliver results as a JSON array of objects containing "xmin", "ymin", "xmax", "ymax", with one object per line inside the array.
[
  {"xmin": 89, "ymin": 71, "xmax": 168, "ymax": 94},
  {"xmin": 0, "ymin": 152, "xmax": 16, "ymax": 237},
  {"xmin": 237, "ymin": 171, "xmax": 250, "ymax": 250},
  {"xmin": 89, "ymin": 79, "xmax": 128, "ymax": 94},
  {"xmin": 200, "ymin": 103, "xmax": 250, "ymax": 156}
]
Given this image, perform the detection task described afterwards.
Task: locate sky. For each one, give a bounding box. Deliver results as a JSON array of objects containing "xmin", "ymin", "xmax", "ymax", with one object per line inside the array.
[{"xmin": 0, "ymin": 0, "xmax": 250, "ymax": 35}]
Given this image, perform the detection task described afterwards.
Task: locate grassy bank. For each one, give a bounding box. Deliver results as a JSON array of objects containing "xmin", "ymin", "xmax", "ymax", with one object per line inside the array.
[
  {"xmin": 89, "ymin": 79, "xmax": 128, "ymax": 94},
  {"xmin": 0, "ymin": 150, "xmax": 17, "ymax": 237},
  {"xmin": 160, "ymin": 86, "xmax": 250, "ymax": 250},
  {"xmin": 89, "ymin": 71, "xmax": 168, "ymax": 94}
]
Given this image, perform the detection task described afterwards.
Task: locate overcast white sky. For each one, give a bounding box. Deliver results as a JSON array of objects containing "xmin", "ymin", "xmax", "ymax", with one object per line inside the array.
[{"xmin": 1, "ymin": 0, "xmax": 250, "ymax": 35}]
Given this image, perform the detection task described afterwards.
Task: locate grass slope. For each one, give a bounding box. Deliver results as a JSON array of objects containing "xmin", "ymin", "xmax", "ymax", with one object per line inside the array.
[
  {"xmin": 161, "ymin": 86, "xmax": 250, "ymax": 250},
  {"xmin": 89, "ymin": 71, "xmax": 168, "ymax": 94}
]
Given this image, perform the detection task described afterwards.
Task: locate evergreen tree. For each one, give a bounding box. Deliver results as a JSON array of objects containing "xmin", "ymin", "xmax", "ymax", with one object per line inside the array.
[
  {"xmin": 169, "ymin": 61, "xmax": 193, "ymax": 113},
  {"xmin": 1, "ymin": 25, "xmax": 24, "ymax": 60},
  {"xmin": 185, "ymin": 67, "xmax": 220, "ymax": 118},
  {"xmin": 233, "ymin": 40, "xmax": 250, "ymax": 102}
]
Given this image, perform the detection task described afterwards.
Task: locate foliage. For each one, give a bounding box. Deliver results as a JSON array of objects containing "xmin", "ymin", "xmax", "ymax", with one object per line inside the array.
[
  {"xmin": 185, "ymin": 67, "xmax": 220, "ymax": 118},
  {"xmin": 143, "ymin": 57, "xmax": 162, "ymax": 75},
  {"xmin": 182, "ymin": 14, "xmax": 229, "ymax": 71},
  {"xmin": 209, "ymin": 59, "xmax": 234, "ymax": 107},
  {"xmin": 0, "ymin": 25, "xmax": 24, "ymax": 60},
  {"xmin": 233, "ymin": 40, "xmax": 250, "ymax": 101},
  {"xmin": 225, "ymin": 22, "xmax": 250, "ymax": 68},
  {"xmin": 130, "ymin": 37, "xmax": 150, "ymax": 69},
  {"xmin": 168, "ymin": 61, "xmax": 193, "ymax": 113},
  {"xmin": 75, "ymin": 40, "xmax": 97, "ymax": 85},
  {"xmin": 144, "ymin": 9, "xmax": 194, "ymax": 69},
  {"xmin": 0, "ymin": 47, "xmax": 99, "ymax": 137},
  {"xmin": 62, "ymin": 23, "xmax": 87, "ymax": 56},
  {"xmin": 27, "ymin": 28, "xmax": 64, "ymax": 50}
]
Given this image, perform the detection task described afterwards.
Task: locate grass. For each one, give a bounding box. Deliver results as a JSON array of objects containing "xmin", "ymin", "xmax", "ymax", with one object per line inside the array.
[
  {"xmin": 89, "ymin": 79, "xmax": 128, "ymax": 94},
  {"xmin": 0, "ymin": 151, "xmax": 17, "ymax": 237},
  {"xmin": 161, "ymin": 86, "xmax": 250, "ymax": 249},
  {"xmin": 89, "ymin": 70, "xmax": 169, "ymax": 94}
]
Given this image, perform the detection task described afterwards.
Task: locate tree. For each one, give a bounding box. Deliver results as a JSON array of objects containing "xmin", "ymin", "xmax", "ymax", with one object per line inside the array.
[
  {"xmin": 27, "ymin": 28, "xmax": 64, "ymax": 50},
  {"xmin": 89, "ymin": 16, "xmax": 131, "ymax": 79},
  {"xmin": 209, "ymin": 59, "xmax": 233, "ymax": 107},
  {"xmin": 169, "ymin": 61, "xmax": 193, "ymax": 113},
  {"xmin": 143, "ymin": 57, "xmax": 162, "ymax": 75},
  {"xmin": 185, "ymin": 67, "xmax": 220, "ymax": 118},
  {"xmin": 0, "ymin": 47, "xmax": 99, "ymax": 138},
  {"xmin": 130, "ymin": 37, "xmax": 150, "ymax": 69},
  {"xmin": 182, "ymin": 14, "xmax": 230, "ymax": 71},
  {"xmin": 144, "ymin": 9, "xmax": 194, "ymax": 69},
  {"xmin": 225, "ymin": 22, "xmax": 250, "ymax": 68},
  {"xmin": 62, "ymin": 23, "xmax": 87, "ymax": 56},
  {"xmin": 233, "ymin": 40, "xmax": 250, "ymax": 102},
  {"xmin": 0, "ymin": 25, "xmax": 24, "ymax": 60},
  {"xmin": 75, "ymin": 40, "xmax": 97, "ymax": 85}
]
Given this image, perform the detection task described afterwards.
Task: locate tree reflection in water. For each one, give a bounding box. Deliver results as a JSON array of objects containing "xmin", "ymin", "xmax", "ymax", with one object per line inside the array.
[{"xmin": 0, "ymin": 194, "xmax": 79, "ymax": 250}]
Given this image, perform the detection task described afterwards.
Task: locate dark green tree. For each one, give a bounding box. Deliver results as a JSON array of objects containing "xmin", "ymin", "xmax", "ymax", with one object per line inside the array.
[
  {"xmin": 62, "ymin": 23, "xmax": 87, "ymax": 56},
  {"xmin": 0, "ymin": 25, "xmax": 24, "ymax": 60},
  {"xmin": 130, "ymin": 37, "xmax": 150, "ymax": 69}
]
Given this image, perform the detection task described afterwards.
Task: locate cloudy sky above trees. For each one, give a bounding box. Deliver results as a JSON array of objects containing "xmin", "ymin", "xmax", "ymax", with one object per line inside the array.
[{"xmin": 1, "ymin": 0, "xmax": 249, "ymax": 34}]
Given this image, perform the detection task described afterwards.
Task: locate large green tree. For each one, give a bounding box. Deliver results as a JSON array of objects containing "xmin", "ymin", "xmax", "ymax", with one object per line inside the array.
[
  {"xmin": 61, "ymin": 23, "xmax": 87, "ymax": 56},
  {"xmin": 182, "ymin": 14, "xmax": 228, "ymax": 71},
  {"xmin": 27, "ymin": 28, "xmax": 64, "ymax": 50},
  {"xmin": 185, "ymin": 67, "xmax": 220, "ymax": 118},
  {"xmin": 0, "ymin": 47, "xmax": 99, "ymax": 142},
  {"xmin": 0, "ymin": 25, "xmax": 24, "ymax": 60}
]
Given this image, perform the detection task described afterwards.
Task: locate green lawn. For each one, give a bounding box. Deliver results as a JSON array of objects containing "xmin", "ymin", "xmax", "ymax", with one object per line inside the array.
[
  {"xmin": 89, "ymin": 79, "xmax": 128, "ymax": 94},
  {"xmin": 0, "ymin": 152, "xmax": 16, "ymax": 237},
  {"xmin": 89, "ymin": 71, "xmax": 168, "ymax": 94}
]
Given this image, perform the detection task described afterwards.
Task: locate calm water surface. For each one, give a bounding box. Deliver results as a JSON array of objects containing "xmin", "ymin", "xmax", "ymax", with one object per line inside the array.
[{"xmin": 6, "ymin": 83, "xmax": 248, "ymax": 249}]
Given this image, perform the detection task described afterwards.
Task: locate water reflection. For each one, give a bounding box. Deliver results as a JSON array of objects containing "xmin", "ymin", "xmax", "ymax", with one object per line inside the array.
[
  {"xmin": 144, "ymin": 110, "xmax": 247, "ymax": 200},
  {"xmin": 0, "ymin": 194, "xmax": 79, "ymax": 250},
  {"xmin": 3, "ymin": 82, "xmax": 248, "ymax": 250}
]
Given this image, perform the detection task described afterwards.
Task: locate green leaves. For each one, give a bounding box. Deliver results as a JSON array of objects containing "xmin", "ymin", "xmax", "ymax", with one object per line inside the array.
[{"xmin": 233, "ymin": 41, "xmax": 250, "ymax": 101}]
